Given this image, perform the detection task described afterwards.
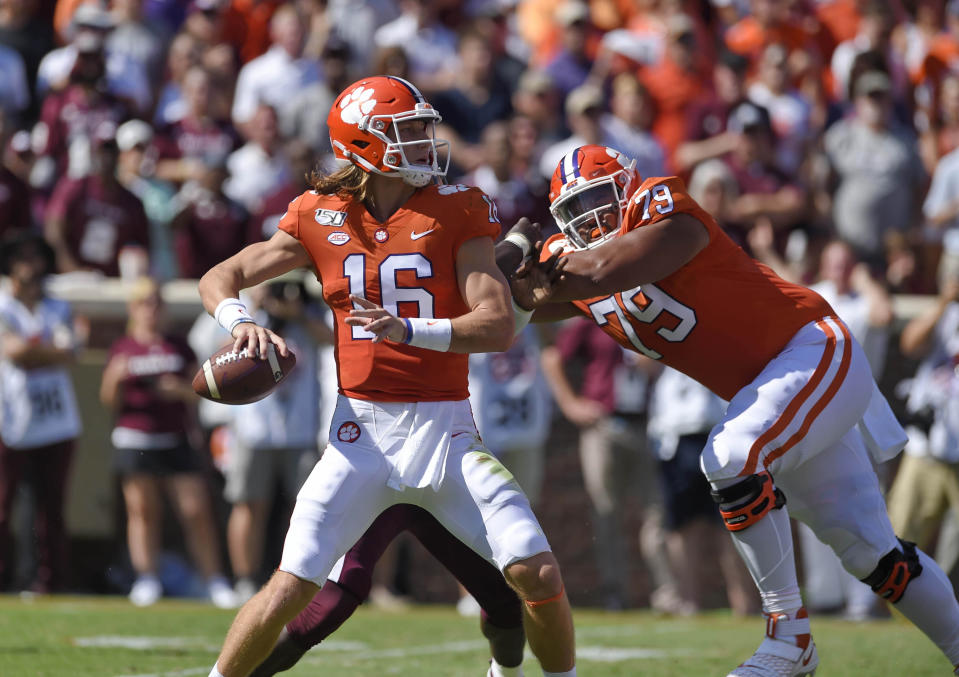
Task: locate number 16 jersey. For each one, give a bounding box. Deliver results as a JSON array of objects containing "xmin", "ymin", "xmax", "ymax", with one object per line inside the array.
[{"xmin": 279, "ymin": 184, "xmax": 500, "ymax": 402}]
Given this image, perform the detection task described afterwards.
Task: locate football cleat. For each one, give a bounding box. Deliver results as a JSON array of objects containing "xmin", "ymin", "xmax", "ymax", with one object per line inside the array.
[{"xmin": 728, "ymin": 607, "xmax": 818, "ymax": 677}]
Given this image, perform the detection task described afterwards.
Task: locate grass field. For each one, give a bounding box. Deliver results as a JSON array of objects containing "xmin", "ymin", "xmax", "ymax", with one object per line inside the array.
[{"xmin": 0, "ymin": 594, "xmax": 950, "ymax": 676}]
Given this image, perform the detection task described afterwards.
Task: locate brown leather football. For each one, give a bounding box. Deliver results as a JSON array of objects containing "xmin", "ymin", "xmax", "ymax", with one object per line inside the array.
[{"xmin": 192, "ymin": 342, "xmax": 296, "ymax": 405}]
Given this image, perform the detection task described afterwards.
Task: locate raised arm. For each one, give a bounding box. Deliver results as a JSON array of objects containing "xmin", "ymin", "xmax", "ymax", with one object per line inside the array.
[{"xmin": 198, "ymin": 229, "xmax": 313, "ymax": 357}]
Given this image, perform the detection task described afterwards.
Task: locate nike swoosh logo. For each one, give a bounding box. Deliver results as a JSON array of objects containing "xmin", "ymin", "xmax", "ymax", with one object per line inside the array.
[{"xmin": 410, "ymin": 229, "xmax": 436, "ymax": 240}]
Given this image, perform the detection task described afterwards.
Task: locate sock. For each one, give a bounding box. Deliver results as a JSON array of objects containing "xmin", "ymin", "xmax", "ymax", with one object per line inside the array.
[
  {"xmin": 542, "ymin": 669, "xmax": 575, "ymax": 676},
  {"xmin": 208, "ymin": 663, "xmax": 225, "ymax": 677},
  {"xmin": 892, "ymin": 549, "xmax": 959, "ymax": 664},
  {"xmin": 489, "ymin": 658, "xmax": 523, "ymax": 677},
  {"xmin": 727, "ymin": 505, "xmax": 803, "ymax": 616}
]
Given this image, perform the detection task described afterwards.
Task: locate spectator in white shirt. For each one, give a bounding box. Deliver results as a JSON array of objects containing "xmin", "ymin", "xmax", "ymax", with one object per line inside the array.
[
  {"xmin": 231, "ymin": 4, "xmax": 320, "ymax": 132},
  {"xmin": 223, "ymin": 104, "xmax": 290, "ymax": 214}
]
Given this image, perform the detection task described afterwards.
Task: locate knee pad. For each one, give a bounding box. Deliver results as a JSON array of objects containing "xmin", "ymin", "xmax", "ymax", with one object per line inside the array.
[
  {"xmin": 860, "ymin": 538, "xmax": 923, "ymax": 604},
  {"xmin": 710, "ymin": 471, "xmax": 786, "ymax": 532}
]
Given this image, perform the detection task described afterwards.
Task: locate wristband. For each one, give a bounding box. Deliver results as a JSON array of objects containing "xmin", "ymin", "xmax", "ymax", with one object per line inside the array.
[
  {"xmin": 214, "ymin": 297, "xmax": 255, "ymax": 334},
  {"xmin": 504, "ymin": 232, "xmax": 532, "ymax": 258},
  {"xmin": 512, "ymin": 297, "xmax": 534, "ymax": 335},
  {"xmin": 401, "ymin": 317, "xmax": 452, "ymax": 351}
]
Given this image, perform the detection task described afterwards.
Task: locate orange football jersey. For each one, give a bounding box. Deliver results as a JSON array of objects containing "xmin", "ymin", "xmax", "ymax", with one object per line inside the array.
[
  {"xmin": 279, "ymin": 183, "xmax": 501, "ymax": 402},
  {"xmin": 544, "ymin": 176, "xmax": 833, "ymax": 401}
]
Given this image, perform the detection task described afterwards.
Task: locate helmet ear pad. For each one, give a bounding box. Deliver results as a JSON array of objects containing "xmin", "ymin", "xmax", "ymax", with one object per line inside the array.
[{"xmin": 326, "ymin": 76, "xmax": 449, "ymax": 185}]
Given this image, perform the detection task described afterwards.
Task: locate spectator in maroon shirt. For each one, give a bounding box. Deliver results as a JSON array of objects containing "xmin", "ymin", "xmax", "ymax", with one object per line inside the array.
[
  {"xmin": 31, "ymin": 34, "xmax": 132, "ymax": 192},
  {"xmin": 44, "ymin": 122, "xmax": 150, "ymax": 277},
  {"xmin": 154, "ymin": 65, "xmax": 240, "ymax": 186},
  {"xmin": 99, "ymin": 277, "xmax": 234, "ymax": 608},
  {"xmin": 170, "ymin": 158, "xmax": 250, "ymax": 279}
]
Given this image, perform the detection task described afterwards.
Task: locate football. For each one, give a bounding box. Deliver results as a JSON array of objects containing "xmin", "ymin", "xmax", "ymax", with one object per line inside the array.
[{"xmin": 192, "ymin": 342, "xmax": 296, "ymax": 405}]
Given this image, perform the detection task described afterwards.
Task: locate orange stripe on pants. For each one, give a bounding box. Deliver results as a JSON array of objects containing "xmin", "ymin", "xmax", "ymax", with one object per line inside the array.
[
  {"xmin": 762, "ymin": 319, "xmax": 853, "ymax": 469},
  {"xmin": 741, "ymin": 317, "xmax": 840, "ymax": 477}
]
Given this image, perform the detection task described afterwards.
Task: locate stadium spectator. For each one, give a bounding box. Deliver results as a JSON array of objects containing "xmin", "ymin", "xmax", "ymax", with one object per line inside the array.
[
  {"xmin": 721, "ymin": 101, "xmax": 808, "ymax": 253},
  {"xmin": 510, "ymin": 69, "xmax": 565, "ymax": 151},
  {"xmin": 114, "ymin": 119, "xmax": 179, "ymax": 281},
  {"xmin": 99, "ymin": 276, "xmax": 234, "ymax": 608},
  {"xmin": 249, "ymin": 139, "xmax": 316, "ymax": 244},
  {"xmin": 31, "ymin": 33, "xmax": 133, "ymax": 190},
  {"xmin": 105, "ymin": 0, "xmax": 166, "ymax": 83},
  {"xmin": 170, "ymin": 157, "xmax": 250, "ymax": 280},
  {"xmin": 278, "ymin": 36, "xmax": 353, "ymax": 154},
  {"xmin": 0, "ymin": 0, "xmax": 57, "ymax": 117},
  {"xmin": 599, "ymin": 72, "xmax": 666, "ymax": 180},
  {"xmin": 432, "ymin": 26, "xmax": 514, "ymax": 174},
  {"xmin": 220, "ymin": 278, "xmax": 328, "ymax": 603},
  {"xmin": 154, "ymin": 65, "xmax": 241, "ymax": 186},
  {"xmin": 830, "ymin": 0, "xmax": 907, "ymax": 105},
  {"xmin": 637, "ymin": 12, "xmax": 712, "ymax": 166},
  {"xmin": 541, "ymin": 318, "xmax": 676, "ymax": 612},
  {"xmin": 458, "ymin": 120, "xmax": 548, "ymax": 231},
  {"xmin": 723, "ymin": 0, "xmax": 820, "ymax": 73},
  {"xmin": 823, "ymin": 69, "xmax": 927, "ymax": 270},
  {"xmin": 36, "ymin": 5, "xmax": 151, "ymax": 116},
  {"xmin": 538, "ymin": 83, "xmax": 605, "ymax": 180},
  {"xmin": 646, "ymin": 366, "xmax": 759, "ymax": 616},
  {"xmin": 44, "ymin": 121, "xmax": 150, "ymax": 277},
  {"xmin": 222, "ymin": 103, "xmax": 290, "ymax": 214},
  {"xmin": 153, "ymin": 32, "xmax": 203, "ymax": 127},
  {"xmin": 0, "ymin": 40, "xmax": 29, "ymax": 122},
  {"xmin": 498, "ymin": 143, "xmax": 959, "ymax": 676},
  {"xmin": 747, "ymin": 43, "xmax": 814, "ymax": 175},
  {"xmin": 889, "ymin": 257, "xmax": 959, "ymax": 593},
  {"xmin": 0, "ymin": 231, "xmax": 82, "ymax": 593},
  {"xmin": 922, "ymin": 125, "xmax": 959, "ymax": 278},
  {"xmin": 0, "ymin": 107, "xmax": 33, "ymax": 240},
  {"xmin": 673, "ymin": 48, "xmax": 751, "ymax": 174},
  {"xmin": 323, "ymin": 0, "xmax": 400, "ymax": 76},
  {"xmin": 371, "ymin": 0, "xmax": 459, "ymax": 94},
  {"xmin": 199, "ymin": 74, "xmax": 576, "ymax": 677},
  {"xmin": 230, "ymin": 4, "xmax": 319, "ymax": 131},
  {"xmin": 542, "ymin": 1, "xmax": 597, "ymax": 99}
]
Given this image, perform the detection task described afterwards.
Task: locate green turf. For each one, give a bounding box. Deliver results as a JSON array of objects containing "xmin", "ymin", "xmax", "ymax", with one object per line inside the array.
[{"xmin": 0, "ymin": 594, "xmax": 949, "ymax": 676}]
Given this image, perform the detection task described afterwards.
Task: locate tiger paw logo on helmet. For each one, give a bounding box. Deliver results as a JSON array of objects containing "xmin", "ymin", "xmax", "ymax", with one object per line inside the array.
[{"xmin": 339, "ymin": 86, "xmax": 377, "ymax": 126}]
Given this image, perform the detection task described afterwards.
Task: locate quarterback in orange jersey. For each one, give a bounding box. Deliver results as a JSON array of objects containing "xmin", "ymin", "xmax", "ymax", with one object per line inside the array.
[
  {"xmin": 500, "ymin": 145, "xmax": 959, "ymax": 677},
  {"xmin": 197, "ymin": 76, "xmax": 576, "ymax": 677}
]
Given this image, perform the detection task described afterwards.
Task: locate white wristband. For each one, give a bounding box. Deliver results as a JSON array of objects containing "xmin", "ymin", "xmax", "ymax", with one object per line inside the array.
[
  {"xmin": 504, "ymin": 232, "xmax": 532, "ymax": 258},
  {"xmin": 511, "ymin": 297, "xmax": 533, "ymax": 335},
  {"xmin": 214, "ymin": 297, "xmax": 255, "ymax": 334},
  {"xmin": 401, "ymin": 317, "xmax": 452, "ymax": 352}
]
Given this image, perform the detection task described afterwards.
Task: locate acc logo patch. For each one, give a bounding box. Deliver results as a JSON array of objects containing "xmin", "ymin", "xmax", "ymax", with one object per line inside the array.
[
  {"xmin": 328, "ymin": 232, "xmax": 350, "ymax": 246},
  {"xmin": 337, "ymin": 421, "xmax": 361, "ymax": 443},
  {"xmin": 315, "ymin": 208, "xmax": 347, "ymax": 227},
  {"xmin": 374, "ymin": 228, "xmax": 389, "ymax": 243}
]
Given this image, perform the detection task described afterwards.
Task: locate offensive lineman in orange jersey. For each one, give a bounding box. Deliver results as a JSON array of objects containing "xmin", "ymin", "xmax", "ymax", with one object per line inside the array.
[
  {"xmin": 198, "ymin": 76, "xmax": 576, "ymax": 677},
  {"xmin": 499, "ymin": 145, "xmax": 959, "ymax": 677}
]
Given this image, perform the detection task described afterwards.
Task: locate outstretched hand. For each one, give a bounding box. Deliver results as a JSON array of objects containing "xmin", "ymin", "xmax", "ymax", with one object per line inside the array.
[{"xmin": 344, "ymin": 295, "xmax": 407, "ymax": 343}]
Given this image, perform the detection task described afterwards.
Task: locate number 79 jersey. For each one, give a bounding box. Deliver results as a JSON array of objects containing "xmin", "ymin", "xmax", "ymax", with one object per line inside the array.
[
  {"xmin": 544, "ymin": 176, "xmax": 833, "ymax": 401},
  {"xmin": 278, "ymin": 184, "xmax": 501, "ymax": 402}
]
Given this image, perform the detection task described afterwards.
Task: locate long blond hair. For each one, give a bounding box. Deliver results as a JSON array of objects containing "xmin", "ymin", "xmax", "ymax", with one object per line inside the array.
[{"xmin": 309, "ymin": 163, "xmax": 370, "ymax": 202}]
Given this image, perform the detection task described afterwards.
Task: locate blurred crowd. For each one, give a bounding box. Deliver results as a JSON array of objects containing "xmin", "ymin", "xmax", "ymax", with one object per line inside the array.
[{"xmin": 0, "ymin": 0, "xmax": 958, "ymax": 616}]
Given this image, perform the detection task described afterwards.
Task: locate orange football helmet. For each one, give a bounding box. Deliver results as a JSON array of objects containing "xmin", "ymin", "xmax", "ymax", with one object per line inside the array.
[
  {"xmin": 548, "ymin": 145, "xmax": 639, "ymax": 250},
  {"xmin": 326, "ymin": 75, "xmax": 449, "ymax": 187}
]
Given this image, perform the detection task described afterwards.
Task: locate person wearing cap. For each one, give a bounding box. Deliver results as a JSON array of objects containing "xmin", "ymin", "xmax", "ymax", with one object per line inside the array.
[
  {"xmin": 721, "ymin": 100, "xmax": 808, "ymax": 258},
  {"xmin": 100, "ymin": 276, "xmax": 235, "ymax": 608},
  {"xmin": 44, "ymin": 121, "xmax": 150, "ymax": 277},
  {"xmin": 537, "ymin": 83, "xmax": 607, "ymax": 180},
  {"xmin": 823, "ymin": 68, "xmax": 926, "ymax": 269},
  {"xmin": 116, "ymin": 119, "xmax": 180, "ymax": 281},
  {"xmin": 0, "ymin": 230, "xmax": 82, "ymax": 594},
  {"xmin": 37, "ymin": 4, "xmax": 151, "ymax": 115}
]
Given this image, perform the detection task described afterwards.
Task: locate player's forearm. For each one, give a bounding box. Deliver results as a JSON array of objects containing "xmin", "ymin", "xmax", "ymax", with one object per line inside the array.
[
  {"xmin": 448, "ymin": 305, "xmax": 514, "ymax": 353},
  {"xmin": 198, "ymin": 263, "xmax": 245, "ymax": 317}
]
